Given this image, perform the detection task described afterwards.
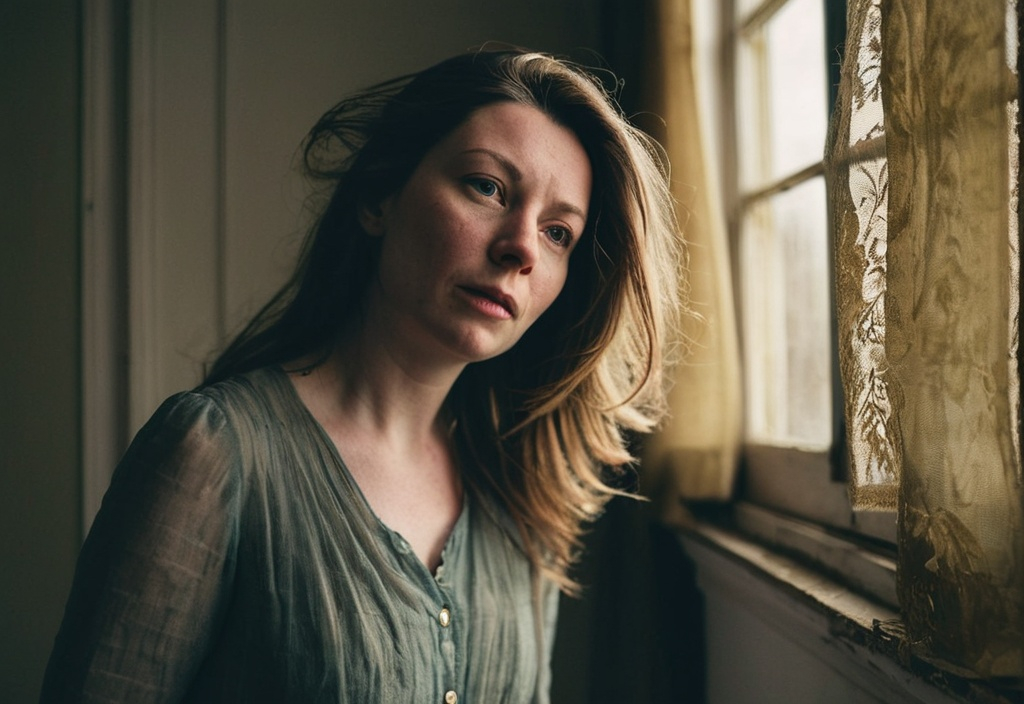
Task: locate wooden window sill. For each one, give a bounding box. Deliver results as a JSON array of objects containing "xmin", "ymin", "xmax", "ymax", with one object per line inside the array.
[{"xmin": 677, "ymin": 517, "xmax": 1023, "ymax": 704}]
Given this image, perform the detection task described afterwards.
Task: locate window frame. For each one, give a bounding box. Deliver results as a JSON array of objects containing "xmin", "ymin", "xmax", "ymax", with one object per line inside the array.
[{"xmin": 716, "ymin": 0, "xmax": 898, "ymax": 546}]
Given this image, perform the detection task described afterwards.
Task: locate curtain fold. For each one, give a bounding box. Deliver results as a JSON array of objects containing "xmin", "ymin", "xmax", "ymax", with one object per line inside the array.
[
  {"xmin": 826, "ymin": 0, "xmax": 899, "ymax": 510},
  {"xmin": 828, "ymin": 0, "xmax": 1024, "ymax": 678},
  {"xmin": 641, "ymin": 0, "xmax": 743, "ymax": 521}
]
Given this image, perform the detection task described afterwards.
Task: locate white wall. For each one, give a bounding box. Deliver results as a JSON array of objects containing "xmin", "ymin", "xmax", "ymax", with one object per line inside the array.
[{"xmin": 703, "ymin": 592, "xmax": 886, "ymax": 703}]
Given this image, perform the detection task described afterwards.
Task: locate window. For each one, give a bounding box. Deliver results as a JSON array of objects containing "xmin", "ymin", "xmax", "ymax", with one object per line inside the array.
[
  {"xmin": 717, "ymin": 0, "xmax": 897, "ymax": 546},
  {"xmin": 684, "ymin": 0, "xmax": 1023, "ymax": 683},
  {"xmin": 733, "ymin": 0, "xmax": 834, "ymax": 451}
]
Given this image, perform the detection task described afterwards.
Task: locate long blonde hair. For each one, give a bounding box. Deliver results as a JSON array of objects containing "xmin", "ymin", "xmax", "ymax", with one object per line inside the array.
[{"xmin": 205, "ymin": 49, "xmax": 686, "ymax": 593}]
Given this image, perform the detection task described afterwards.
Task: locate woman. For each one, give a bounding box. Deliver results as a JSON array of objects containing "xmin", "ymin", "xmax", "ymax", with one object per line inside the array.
[{"xmin": 41, "ymin": 49, "xmax": 684, "ymax": 703}]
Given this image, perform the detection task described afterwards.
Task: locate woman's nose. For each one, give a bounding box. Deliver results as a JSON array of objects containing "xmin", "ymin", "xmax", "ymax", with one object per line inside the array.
[{"xmin": 489, "ymin": 211, "xmax": 538, "ymax": 275}]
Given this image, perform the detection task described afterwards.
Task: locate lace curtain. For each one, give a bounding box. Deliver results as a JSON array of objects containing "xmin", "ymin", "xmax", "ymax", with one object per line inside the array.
[
  {"xmin": 642, "ymin": 0, "xmax": 744, "ymax": 521},
  {"xmin": 826, "ymin": 0, "xmax": 1023, "ymax": 678}
]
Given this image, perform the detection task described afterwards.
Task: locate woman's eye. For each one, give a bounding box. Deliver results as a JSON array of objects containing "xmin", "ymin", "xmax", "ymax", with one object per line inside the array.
[
  {"xmin": 546, "ymin": 226, "xmax": 573, "ymax": 248},
  {"xmin": 467, "ymin": 177, "xmax": 500, "ymax": 199}
]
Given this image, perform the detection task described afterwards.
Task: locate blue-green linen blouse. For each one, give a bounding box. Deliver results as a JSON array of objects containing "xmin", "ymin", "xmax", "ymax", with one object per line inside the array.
[{"xmin": 40, "ymin": 367, "xmax": 559, "ymax": 703}]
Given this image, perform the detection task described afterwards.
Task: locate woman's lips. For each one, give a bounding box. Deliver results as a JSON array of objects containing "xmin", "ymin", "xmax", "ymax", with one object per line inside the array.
[{"xmin": 458, "ymin": 285, "xmax": 517, "ymax": 319}]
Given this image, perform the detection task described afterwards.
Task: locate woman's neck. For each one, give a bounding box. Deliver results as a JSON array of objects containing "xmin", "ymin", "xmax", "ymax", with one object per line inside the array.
[
  {"xmin": 294, "ymin": 317, "xmax": 465, "ymax": 451},
  {"xmin": 286, "ymin": 321, "xmax": 466, "ymax": 573}
]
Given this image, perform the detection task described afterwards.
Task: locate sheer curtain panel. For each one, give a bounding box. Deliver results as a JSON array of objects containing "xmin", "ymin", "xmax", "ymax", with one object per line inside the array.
[{"xmin": 827, "ymin": 0, "xmax": 1023, "ymax": 679}]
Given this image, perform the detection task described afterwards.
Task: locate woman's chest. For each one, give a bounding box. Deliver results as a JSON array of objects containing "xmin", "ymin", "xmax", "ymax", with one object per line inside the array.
[{"xmin": 212, "ymin": 489, "xmax": 543, "ymax": 703}]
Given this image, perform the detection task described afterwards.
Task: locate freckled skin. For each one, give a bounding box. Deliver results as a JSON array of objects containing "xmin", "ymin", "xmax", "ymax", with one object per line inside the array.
[{"xmin": 362, "ymin": 102, "xmax": 593, "ymax": 370}]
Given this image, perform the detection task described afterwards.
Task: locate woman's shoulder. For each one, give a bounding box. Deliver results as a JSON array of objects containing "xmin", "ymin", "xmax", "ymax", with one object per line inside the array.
[
  {"xmin": 195, "ymin": 364, "xmax": 285, "ymax": 406},
  {"xmin": 121, "ymin": 366, "xmax": 289, "ymax": 468},
  {"xmin": 189, "ymin": 365, "xmax": 298, "ymax": 429}
]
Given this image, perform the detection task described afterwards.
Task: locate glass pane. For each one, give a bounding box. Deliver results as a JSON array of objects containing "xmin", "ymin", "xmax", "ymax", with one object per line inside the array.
[
  {"xmin": 737, "ymin": 0, "xmax": 829, "ymax": 189},
  {"xmin": 741, "ymin": 177, "xmax": 832, "ymax": 449}
]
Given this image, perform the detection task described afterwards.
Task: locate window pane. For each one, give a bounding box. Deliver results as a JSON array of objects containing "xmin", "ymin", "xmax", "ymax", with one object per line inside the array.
[
  {"xmin": 741, "ymin": 176, "xmax": 832, "ymax": 449},
  {"xmin": 737, "ymin": 0, "xmax": 829, "ymax": 189}
]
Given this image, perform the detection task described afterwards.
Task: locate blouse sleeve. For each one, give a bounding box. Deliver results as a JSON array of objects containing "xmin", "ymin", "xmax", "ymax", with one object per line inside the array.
[{"xmin": 39, "ymin": 391, "xmax": 242, "ymax": 703}]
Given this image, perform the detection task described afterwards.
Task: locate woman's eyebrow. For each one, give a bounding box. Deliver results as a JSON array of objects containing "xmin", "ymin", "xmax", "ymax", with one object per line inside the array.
[
  {"xmin": 463, "ymin": 148, "xmax": 523, "ymax": 182},
  {"xmin": 462, "ymin": 148, "xmax": 587, "ymax": 221}
]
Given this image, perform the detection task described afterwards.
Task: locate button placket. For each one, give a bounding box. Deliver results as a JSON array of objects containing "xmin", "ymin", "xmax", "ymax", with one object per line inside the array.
[{"xmin": 433, "ymin": 588, "xmax": 458, "ymax": 703}]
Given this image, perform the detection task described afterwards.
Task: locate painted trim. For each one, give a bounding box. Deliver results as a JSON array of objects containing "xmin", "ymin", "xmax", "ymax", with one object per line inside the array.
[
  {"xmin": 126, "ymin": 0, "xmax": 160, "ymax": 434},
  {"xmin": 81, "ymin": 0, "xmax": 126, "ymax": 537}
]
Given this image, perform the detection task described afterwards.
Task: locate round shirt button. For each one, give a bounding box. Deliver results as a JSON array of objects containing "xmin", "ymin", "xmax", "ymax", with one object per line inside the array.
[
  {"xmin": 438, "ymin": 607, "xmax": 451, "ymax": 628},
  {"xmin": 444, "ymin": 690, "xmax": 458, "ymax": 704}
]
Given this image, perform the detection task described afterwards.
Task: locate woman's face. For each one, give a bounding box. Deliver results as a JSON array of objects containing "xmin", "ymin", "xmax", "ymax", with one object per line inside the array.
[{"xmin": 362, "ymin": 101, "xmax": 592, "ymax": 368}]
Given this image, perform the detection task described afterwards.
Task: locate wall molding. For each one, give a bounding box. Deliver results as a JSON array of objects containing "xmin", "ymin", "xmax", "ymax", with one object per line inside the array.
[
  {"xmin": 126, "ymin": 0, "xmax": 160, "ymax": 435},
  {"xmin": 81, "ymin": 0, "xmax": 126, "ymax": 535},
  {"xmin": 126, "ymin": 0, "xmax": 223, "ymax": 432}
]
